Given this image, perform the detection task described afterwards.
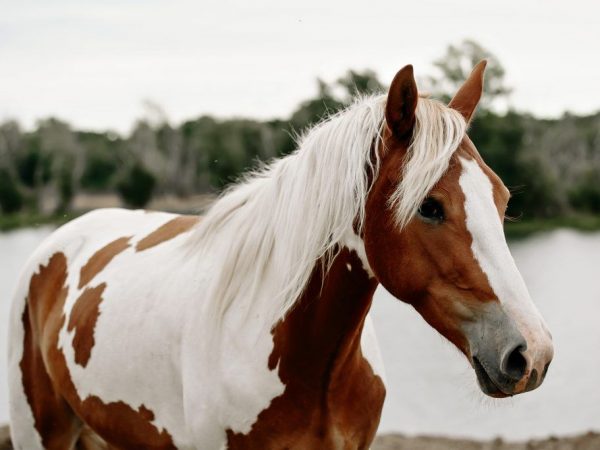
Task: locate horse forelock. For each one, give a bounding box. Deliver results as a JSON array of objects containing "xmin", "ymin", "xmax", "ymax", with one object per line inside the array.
[{"xmin": 388, "ymin": 98, "xmax": 467, "ymax": 229}]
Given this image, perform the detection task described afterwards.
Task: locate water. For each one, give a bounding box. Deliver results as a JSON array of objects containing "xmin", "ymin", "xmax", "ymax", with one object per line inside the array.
[
  {"xmin": 373, "ymin": 229, "xmax": 600, "ymax": 440},
  {"xmin": 1, "ymin": 227, "xmax": 599, "ymax": 440}
]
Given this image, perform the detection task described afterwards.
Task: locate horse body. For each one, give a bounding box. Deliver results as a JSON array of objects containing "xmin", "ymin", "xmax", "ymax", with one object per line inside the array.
[
  {"xmin": 8, "ymin": 208, "xmax": 385, "ymax": 449},
  {"xmin": 8, "ymin": 61, "xmax": 554, "ymax": 449}
]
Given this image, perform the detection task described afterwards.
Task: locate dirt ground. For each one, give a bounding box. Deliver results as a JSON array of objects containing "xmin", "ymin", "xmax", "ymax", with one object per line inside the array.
[
  {"xmin": 372, "ymin": 433, "xmax": 600, "ymax": 450},
  {"xmin": 0, "ymin": 427, "xmax": 10, "ymax": 450},
  {"xmin": 1, "ymin": 425, "xmax": 599, "ymax": 450}
]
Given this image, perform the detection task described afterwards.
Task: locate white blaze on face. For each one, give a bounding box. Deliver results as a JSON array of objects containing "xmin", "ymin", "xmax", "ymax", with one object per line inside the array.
[{"xmin": 458, "ymin": 156, "xmax": 553, "ymax": 383}]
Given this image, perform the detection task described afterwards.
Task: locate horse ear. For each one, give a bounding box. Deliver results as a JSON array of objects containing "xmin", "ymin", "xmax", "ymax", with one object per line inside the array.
[
  {"xmin": 448, "ymin": 60, "xmax": 487, "ymax": 123},
  {"xmin": 386, "ymin": 64, "xmax": 418, "ymax": 139}
]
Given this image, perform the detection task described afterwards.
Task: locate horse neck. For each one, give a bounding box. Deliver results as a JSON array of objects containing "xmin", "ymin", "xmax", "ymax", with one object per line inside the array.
[{"xmin": 268, "ymin": 244, "xmax": 378, "ymax": 388}]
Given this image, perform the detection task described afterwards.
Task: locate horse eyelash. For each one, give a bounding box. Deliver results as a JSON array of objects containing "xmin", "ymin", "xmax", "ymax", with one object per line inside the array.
[
  {"xmin": 504, "ymin": 186, "xmax": 524, "ymax": 222},
  {"xmin": 507, "ymin": 185, "xmax": 525, "ymax": 196},
  {"xmin": 504, "ymin": 212, "xmax": 522, "ymax": 223}
]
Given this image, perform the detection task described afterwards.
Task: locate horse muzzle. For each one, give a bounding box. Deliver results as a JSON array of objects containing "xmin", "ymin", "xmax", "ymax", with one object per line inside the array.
[{"xmin": 464, "ymin": 302, "xmax": 554, "ymax": 398}]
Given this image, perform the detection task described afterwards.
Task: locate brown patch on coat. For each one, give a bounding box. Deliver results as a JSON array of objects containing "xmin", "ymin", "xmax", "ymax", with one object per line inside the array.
[
  {"xmin": 67, "ymin": 283, "xmax": 106, "ymax": 367},
  {"xmin": 19, "ymin": 251, "xmax": 176, "ymax": 449},
  {"xmin": 135, "ymin": 215, "xmax": 199, "ymax": 252},
  {"xmin": 78, "ymin": 237, "xmax": 131, "ymax": 289},
  {"xmin": 227, "ymin": 249, "xmax": 385, "ymax": 449},
  {"xmin": 20, "ymin": 253, "xmax": 82, "ymax": 449}
]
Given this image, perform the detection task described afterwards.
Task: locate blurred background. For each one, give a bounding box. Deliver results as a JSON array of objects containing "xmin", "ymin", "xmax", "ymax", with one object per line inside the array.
[{"xmin": 1, "ymin": 1, "xmax": 599, "ymax": 448}]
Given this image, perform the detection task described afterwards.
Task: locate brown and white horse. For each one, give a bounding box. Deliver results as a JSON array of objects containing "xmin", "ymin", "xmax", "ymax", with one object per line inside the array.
[{"xmin": 8, "ymin": 62, "xmax": 553, "ymax": 450}]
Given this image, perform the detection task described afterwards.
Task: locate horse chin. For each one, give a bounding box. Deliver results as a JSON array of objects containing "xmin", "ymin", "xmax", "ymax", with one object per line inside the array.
[{"xmin": 472, "ymin": 356, "xmax": 512, "ymax": 398}]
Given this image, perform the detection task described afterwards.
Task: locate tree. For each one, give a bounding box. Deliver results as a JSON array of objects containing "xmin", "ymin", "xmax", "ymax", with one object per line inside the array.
[
  {"xmin": 78, "ymin": 131, "xmax": 121, "ymax": 191},
  {"xmin": 127, "ymin": 120, "xmax": 166, "ymax": 182},
  {"xmin": 37, "ymin": 118, "xmax": 82, "ymax": 213},
  {"xmin": 569, "ymin": 170, "xmax": 600, "ymax": 213},
  {"xmin": 336, "ymin": 69, "xmax": 386, "ymax": 101},
  {"xmin": 426, "ymin": 39, "xmax": 511, "ymax": 109},
  {"xmin": 288, "ymin": 79, "xmax": 345, "ymax": 135},
  {"xmin": 116, "ymin": 164, "xmax": 156, "ymax": 208},
  {"xmin": 0, "ymin": 168, "xmax": 23, "ymax": 213},
  {"xmin": 287, "ymin": 70, "xmax": 386, "ymax": 149},
  {"xmin": 0, "ymin": 121, "xmax": 24, "ymax": 213},
  {"xmin": 0, "ymin": 121, "xmax": 22, "ymax": 174}
]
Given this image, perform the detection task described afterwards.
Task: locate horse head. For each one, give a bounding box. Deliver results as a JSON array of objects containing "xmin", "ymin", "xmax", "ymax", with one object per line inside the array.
[{"xmin": 364, "ymin": 62, "xmax": 553, "ymax": 397}]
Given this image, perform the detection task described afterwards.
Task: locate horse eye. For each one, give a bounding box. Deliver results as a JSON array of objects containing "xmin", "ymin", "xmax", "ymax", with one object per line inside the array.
[{"xmin": 418, "ymin": 198, "xmax": 444, "ymax": 223}]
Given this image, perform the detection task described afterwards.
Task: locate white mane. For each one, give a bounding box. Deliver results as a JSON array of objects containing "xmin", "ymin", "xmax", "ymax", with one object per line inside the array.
[{"xmin": 191, "ymin": 94, "xmax": 466, "ymax": 334}]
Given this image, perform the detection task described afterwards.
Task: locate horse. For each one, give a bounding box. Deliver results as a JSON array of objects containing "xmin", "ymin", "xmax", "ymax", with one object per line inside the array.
[{"xmin": 7, "ymin": 61, "xmax": 554, "ymax": 450}]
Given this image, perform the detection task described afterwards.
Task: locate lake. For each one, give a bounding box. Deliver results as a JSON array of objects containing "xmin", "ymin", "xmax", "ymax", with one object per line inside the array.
[{"xmin": 1, "ymin": 227, "xmax": 599, "ymax": 440}]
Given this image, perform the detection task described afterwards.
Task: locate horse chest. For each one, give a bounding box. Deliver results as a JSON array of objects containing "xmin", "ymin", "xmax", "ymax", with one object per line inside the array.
[
  {"xmin": 223, "ymin": 248, "xmax": 386, "ymax": 449},
  {"xmin": 226, "ymin": 355, "xmax": 386, "ymax": 450}
]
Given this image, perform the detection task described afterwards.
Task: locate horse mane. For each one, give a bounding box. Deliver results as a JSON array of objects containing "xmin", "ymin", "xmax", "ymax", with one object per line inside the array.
[{"xmin": 190, "ymin": 94, "xmax": 466, "ymax": 333}]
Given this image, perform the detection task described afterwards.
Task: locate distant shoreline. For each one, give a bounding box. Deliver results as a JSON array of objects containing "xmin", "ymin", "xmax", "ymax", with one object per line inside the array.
[
  {"xmin": 1, "ymin": 192, "xmax": 600, "ymax": 239},
  {"xmin": 0, "ymin": 193, "xmax": 216, "ymax": 233},
  {"xmin": 2, "ymin": 424, "xmax": 599, "ymax": 450},
  {"xmin": 503, "ymin": 215, "xmax": 600, "ymax": 239}
]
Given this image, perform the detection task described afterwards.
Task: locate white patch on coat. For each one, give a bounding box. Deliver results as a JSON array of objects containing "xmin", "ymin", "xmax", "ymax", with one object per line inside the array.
[
  {"xmin": 459, "ymin": 157, "xmax": 553, "ymax": 376},
  {"xmin": 341, "ymin": 229, "xmax": 374, "ymax": 278},
  {"xmin": 360, "ymin": 315, "xmax": 387, "ymax": 384}
]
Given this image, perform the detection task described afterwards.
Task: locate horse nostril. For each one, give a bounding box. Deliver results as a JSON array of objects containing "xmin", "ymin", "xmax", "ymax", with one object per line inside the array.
[
  {"xmin": 541, "ymin": 360, "xmax": 551, "ymax": 381},
  {"xmin": 502, "ymin": 344, "xmax": 527, "ymax": 381}
]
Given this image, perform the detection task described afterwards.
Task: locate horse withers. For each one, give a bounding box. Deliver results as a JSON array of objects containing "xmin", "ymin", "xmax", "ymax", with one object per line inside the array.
[{"xmin": 8, "ymin": 61, "xmax": 553, "ymax": 449}]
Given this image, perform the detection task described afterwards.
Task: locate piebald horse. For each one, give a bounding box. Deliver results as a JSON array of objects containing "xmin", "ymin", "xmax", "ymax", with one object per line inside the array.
[{"xmin": 8, "ymin": 62, "xmax": 553, "ymax": 450}]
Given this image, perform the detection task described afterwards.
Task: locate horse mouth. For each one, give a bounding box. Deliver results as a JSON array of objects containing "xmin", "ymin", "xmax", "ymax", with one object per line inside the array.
[{"xmin": 472, "ymin": 356, "xmax": 511, "ymax": 398}]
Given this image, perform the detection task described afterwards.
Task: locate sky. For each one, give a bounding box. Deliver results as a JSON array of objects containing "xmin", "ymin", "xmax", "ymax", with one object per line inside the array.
[{"xmin": 1, "ymin": 0, "xmax": 599, "ymax": 134}]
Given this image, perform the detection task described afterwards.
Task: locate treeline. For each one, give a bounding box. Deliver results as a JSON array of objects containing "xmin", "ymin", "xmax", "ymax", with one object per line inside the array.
[
  {"xmin": 0, "ymin": 42, "xmax": 599, "ymax": 220},
  {"xmin": 0, "ymin": 70, "xmax": 383, "ymax": 215}
]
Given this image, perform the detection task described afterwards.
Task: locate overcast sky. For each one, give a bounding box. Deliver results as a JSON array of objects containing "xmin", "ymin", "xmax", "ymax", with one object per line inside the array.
[{"xmin": 1, "ymin": 0, "xmax": 599, "ymax": 134}]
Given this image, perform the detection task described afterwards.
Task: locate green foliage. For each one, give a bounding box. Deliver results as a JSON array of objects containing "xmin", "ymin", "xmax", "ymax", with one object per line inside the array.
[
  {"xmin": 289, "ymin": 80, "xmax": 345, "ymax": 134},
  {"xmin": 0, "ymin": 169, "xmax": 23, "ymax": 213},
  {"xmin": 505, "ymin": 215, "xmax": 600, "ymax": 240},
  {"xmin": 78, "ymin": 132, "xmax": 120, "ymax": 191},
  {"xmin": 427, "ymin": 39, "xmax": 511, "ymax": 108},
  {"xmin": 56, "ymin": 165, "xmax": 74, "ymax": 213},
  {"xmin": 336, "ymin": 69, "xmax": 386, "ymax": 101},
  {"xmin": 80, "ymin": 153, "xmax": 118, "ymax": 191},
  {"xmin": 288, "ymin": 69, "xmax": 386, "ymax": 137},
  {"xmin": 469, "ymin": 111, "xmax": 564, "ymax": 218},
  {"xmin": 16, "ymin": 135, "xmax": 52, "ymax": 188},
  {"xmin": 116, "ymin": 164, "xmax": 156, "ymax": 208},
  {"xmin": 569, "ymin": 171, "xmax": 600, "ymax": 213}
]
